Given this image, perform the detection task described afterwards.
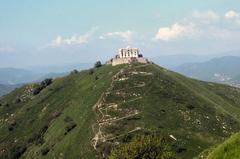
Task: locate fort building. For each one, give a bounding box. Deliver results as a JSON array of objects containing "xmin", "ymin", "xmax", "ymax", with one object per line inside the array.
[{"xmin": 107, "ymin": 48, "xmax": 149, "ymax": 66}]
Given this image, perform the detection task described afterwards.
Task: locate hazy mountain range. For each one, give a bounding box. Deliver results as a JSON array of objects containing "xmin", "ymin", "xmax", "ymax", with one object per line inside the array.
[{"xmin": 173, "ymin": 56, "xmax": 240, "ymax": 86}]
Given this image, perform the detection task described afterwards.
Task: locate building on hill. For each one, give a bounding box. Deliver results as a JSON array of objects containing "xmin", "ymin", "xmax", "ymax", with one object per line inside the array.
[{"xmin": 107, "ymin": 48, "xmax": 149, "ymax": 66}]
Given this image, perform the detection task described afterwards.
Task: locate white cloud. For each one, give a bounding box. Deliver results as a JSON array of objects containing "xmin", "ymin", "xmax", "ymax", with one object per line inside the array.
[
  {"xmin": 99, "ymin": 30, "xmax": 134, "ymax": 43},
  {"xmin": 154, "ymin": 23, "xmax": 196, "ymax": 41},
  {"xmin": 154, "ymin": 10, "xmax": 240, "ymax": 42},
  {"xmin": 50, "ymin": 27, "xmax": 98, "ymax": 47},
  {"xmin": 225, "ymin": 10, "xmax": 239, "ymax": 19},
  {"xmin": 192, "ymin": 10, "xmax": 220, "ymax": 21}
]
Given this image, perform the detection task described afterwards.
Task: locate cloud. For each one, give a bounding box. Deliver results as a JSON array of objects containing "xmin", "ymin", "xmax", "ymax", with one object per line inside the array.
[
  {"xmin": 192, "ymin": 10, "xmax": 220, "ymax": 21},
  {"xmin": 50, "ymin": 27, "xmax": 98, "ymax": 47},
  {"xmin": 154, "ymin": 10, "xmax": 240, "ymax": 42},
  {"xmin": 225, "ymin": 10, "xmax": 239, "ymax": 19},
  {"xmin": 154, "ymin": 23, "xmax": 196, "ymax": 41},
  {"xmin": 99, "ymin": 30, "xmax": 134, "ymax": 43}
]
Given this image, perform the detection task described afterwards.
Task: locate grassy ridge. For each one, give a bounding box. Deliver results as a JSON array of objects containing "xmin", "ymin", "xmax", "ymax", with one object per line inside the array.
[
  {"xmin": 1, "ymin": 63, "xmax": 240, "ymax": 159},
  {"xmin": 0, "ymin": 65, "xmax": 123, "ymax": 159},
  {"xmin": 199, "ymin": 133, "xmax": 240, "ymax": 159}
]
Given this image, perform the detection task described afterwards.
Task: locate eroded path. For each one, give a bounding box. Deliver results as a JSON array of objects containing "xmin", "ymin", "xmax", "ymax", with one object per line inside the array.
[{"xmin": 91, "ymin": 64, "xmax": 153, "ymax": 155}]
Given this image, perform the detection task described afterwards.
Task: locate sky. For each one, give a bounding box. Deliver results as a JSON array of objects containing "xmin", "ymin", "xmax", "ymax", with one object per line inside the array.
[{"xmin": 0, "ymin": 0, "xmax": 240, "ymax": 68}]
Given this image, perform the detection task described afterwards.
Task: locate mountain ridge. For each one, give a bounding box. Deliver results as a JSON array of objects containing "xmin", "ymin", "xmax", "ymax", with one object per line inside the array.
[
  {"xmin": 1, "ymin": 63, "xmax": 240, "ymax": 158},
  {"xmin": 174, "ymin": 56, "xmax": 240, "ymax": 86}
]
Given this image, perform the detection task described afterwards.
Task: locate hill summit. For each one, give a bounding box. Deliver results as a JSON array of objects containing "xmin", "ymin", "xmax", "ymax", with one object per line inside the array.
[
  {"xmin": 1, "ymin": 63, "xmax": 240, "ymax": 158},
  {"xmin": 106, "ymin": 48, "xmax": 149, "ymax": 66}
]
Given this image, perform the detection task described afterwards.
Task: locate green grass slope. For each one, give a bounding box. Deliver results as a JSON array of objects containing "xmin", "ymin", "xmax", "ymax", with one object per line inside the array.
[
  {"xmin": 1, "ymin": 63, "xmax": 240, "ymax": 159},
  {"xmin": 199, "ymin": 133, "xmax": 240, "ymax": 159}
]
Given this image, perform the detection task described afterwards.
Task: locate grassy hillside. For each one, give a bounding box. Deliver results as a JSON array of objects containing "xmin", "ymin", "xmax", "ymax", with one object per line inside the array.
[
  {"xmin": 199, "ymin": 133, "xmax": 240, "ymax": 159},
  {"xmin": 1, "ymin": 63, "xmax": 240, "ymax": 159}
]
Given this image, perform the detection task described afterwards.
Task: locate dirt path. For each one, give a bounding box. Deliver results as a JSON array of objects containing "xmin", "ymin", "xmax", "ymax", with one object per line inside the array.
[{"xmin": 91, "ymin": 65, "xmax": 150, "ymax": 151}]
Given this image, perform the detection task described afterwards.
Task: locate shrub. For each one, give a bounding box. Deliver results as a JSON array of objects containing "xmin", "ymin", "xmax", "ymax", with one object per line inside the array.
[
  {"xmin": 41, "ymin": 78, "xmax": 52, "ymax": 87},
  {"xmin": 33, "ymin": 85, "xmax": 43, "ymax": 95},
  {"xmin": 27, "ymin": 125, "xmax": 48, "ymax": 145},
  {"xmin": 11, "ymin": 144, "xmax": 27, "ymax": 159},
  {"xmin": 8, "ymin": 120, "xmax": 17, "ymax": 131},
  {"xmin": 33, "ymin": 78, "xmax": 53, "ymax": 95},
  {"xmin": 64, "ymin": 120, "xmax": 77, "ymax": 135},
  {"xmin": 41, "ymin": 147, "xmax": 50, "ymax": 156},
  {"xmin": 89, "ymin": 69, "xmax": 94, "ymax": 75},
  {"xmin": 94, "ymin": 61, "xmax": 102, "ymax": 68},
  {"xmin": 14, "ymin": 98, "xmax": 21, "ymax": 104},
  {"xmin": 71, "ymin": 69, "xmax": 79, "ymax": 74},
  {"xmin": 63, "ymin": 116, "xmax": 77, "ymax": 134},
  {"xmin": 3, "ymin": 103, "xmax": 9, "ymax": 107},
  {"xmin": 109, "ymin": 133, "xmax": 174, "ymax": 159}
]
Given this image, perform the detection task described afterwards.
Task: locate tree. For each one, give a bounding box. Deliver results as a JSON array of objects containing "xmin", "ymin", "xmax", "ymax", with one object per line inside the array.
[
  {"xmin": 33, "ymin": 78, "xmax": 53, "ymax": 95},
  {"xmin": 109, "ymin": 133, "xmax": 174, "ymax": 159},
  {"xmin": 71, "ymin": 69, "xmax": 79, "ymax": 74},
  {"xmin": 94, "ymin": 61, "xmax": 102, "ymax": 68},
  {"xmin": 41, "ymin": 78, "xmax": 52, "ymax": 87}
]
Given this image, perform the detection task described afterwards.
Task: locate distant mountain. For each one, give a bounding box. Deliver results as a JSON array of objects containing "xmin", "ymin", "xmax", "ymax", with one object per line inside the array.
[
  {"xmin": 0, "ymin": 68, "xmax": 69, "ymax": 85},
  {"xmin": 0, "ymin": 84, "xmax": 20, "ymax": 96},
  {"xmin": 27, "ymin": 63, "xmax": 93, "ymax": 74},
  {"xmin": 151, "ymin": 54, "xmax": 212, "ymax": 69},
  {"xmin": 174, "ymin": 56, "xmax": 240, "ymax": 86},
  {"xmin": 0, "ymin": 68, "xmax": 41, "ymax": 85},
  {"xmin": 1, "ymin": 63, "xmax": 240, "ymax": 158}
]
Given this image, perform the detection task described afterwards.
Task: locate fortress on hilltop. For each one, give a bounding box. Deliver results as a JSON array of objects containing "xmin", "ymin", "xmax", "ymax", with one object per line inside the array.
[{"xmin": 107, "ymin": 47, "xmax": 149, "ymax": 66}]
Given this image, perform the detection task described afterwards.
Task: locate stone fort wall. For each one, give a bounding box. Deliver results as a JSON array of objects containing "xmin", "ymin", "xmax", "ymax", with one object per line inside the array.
[{"xmin": 111, "ymin": 57, "xmax": 148, "ymax": 66}]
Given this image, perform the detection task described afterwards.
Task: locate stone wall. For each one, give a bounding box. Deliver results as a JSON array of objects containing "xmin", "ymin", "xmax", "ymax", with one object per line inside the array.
[{"xmin": 111, "ymin": 57, "xmax": 148, "ymax": 66}]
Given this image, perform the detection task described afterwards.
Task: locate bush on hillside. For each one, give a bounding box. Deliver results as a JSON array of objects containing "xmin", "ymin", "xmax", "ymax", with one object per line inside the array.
[
  {"xmin": 14, "ymin": 98, "xmax": 21, "ymax": 104},
  {"xmin": 33, "ymin": 78, "xmax": 53, "ymax": 95},
  {"xmin": 27, "ymin": 125, "xmax": 48, "ymax": 145},
  {"xmin": 8, "ymin": 120, "xmax": 17, "ymax": 131},
  {"xmin": 94, "ymin": 61, "xmax": 102, "ymax": 68},
  {"xmin": 41, "ymin": 147, "xmax": 50, "ymax": 156},
  {"xmin": 41, "ymin": 78, "xmax": 52, "ymax": 87},
  {"xmin": 3, "ymin": 103, "xmax": 9, "ymax": 107},
  {"xmin": 11, "ymin": 144, "xmax": 27, "ymax": 159},
  {"xmin": 109, "ymin": 133, "xmax": 174, "ymax": 159},
  {"xmin": 71, "ymin": 69, "xmax": 79, "ymax": 74},
  {"xmin": 89, "ymin": 69, "xmax": 94, "ymax": 75},
  {"xmin": 64, "ymin": 117, "xmax": 77, "ymax": 135}
]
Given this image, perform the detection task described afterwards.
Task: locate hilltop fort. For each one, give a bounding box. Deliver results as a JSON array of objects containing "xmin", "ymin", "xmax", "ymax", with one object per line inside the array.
[{"xmin": 107, "ymin": 47, "xmax": 149, "ymax": 66}]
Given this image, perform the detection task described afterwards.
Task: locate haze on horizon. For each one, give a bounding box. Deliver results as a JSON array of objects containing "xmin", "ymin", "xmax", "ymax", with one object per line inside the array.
[{"xmin": 0, "ymin": 0, "xmax": 240, "ymax": 68}]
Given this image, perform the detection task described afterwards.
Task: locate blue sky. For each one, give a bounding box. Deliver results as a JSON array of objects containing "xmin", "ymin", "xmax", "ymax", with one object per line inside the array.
[{"xmin": 0, "ymin": 0, "xmax": 240, "ymax": 68}]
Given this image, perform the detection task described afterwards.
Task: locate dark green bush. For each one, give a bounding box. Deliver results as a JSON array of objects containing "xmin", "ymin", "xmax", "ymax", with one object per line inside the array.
[
  {"xmin": 109, "ymin": 133, "xmax": 174, "ymax": 159},
  {"xmin": 41, "ymin": 78, "xmax": 52, "ymax": 87},
  {"xmin": 94, "ymin": 61, "xmax": 102, "ymax": 68},
  {"xmin": 71, "ymin": 69, "xmax": 79, "ymax": 74},
  {"xmin": 11, "ymin": 144, "xmax": 27, "ymax": 159},
  {"xmin": 41, "ymin": 147, "xmax": 50, "ymax": 156},
  {"xmin": 33, "ymin": 78, "xmax": 53, "ymax": 95},
  {"xmin": 63, "ymin": 116, "xmax": 77, "ymax": 135},
  {"xmin": 89, "ymin": 69, "xmax": 94, "ymax": 75},
  {"xmin": 14, "ymin": 98, "xmax": 21, "ymax": 104}
]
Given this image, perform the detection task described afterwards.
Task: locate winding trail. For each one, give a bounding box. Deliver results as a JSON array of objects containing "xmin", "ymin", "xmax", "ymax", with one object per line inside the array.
[{"xmin": 91, "ymin": 65, "xmax": 151, "ymax": 152}]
